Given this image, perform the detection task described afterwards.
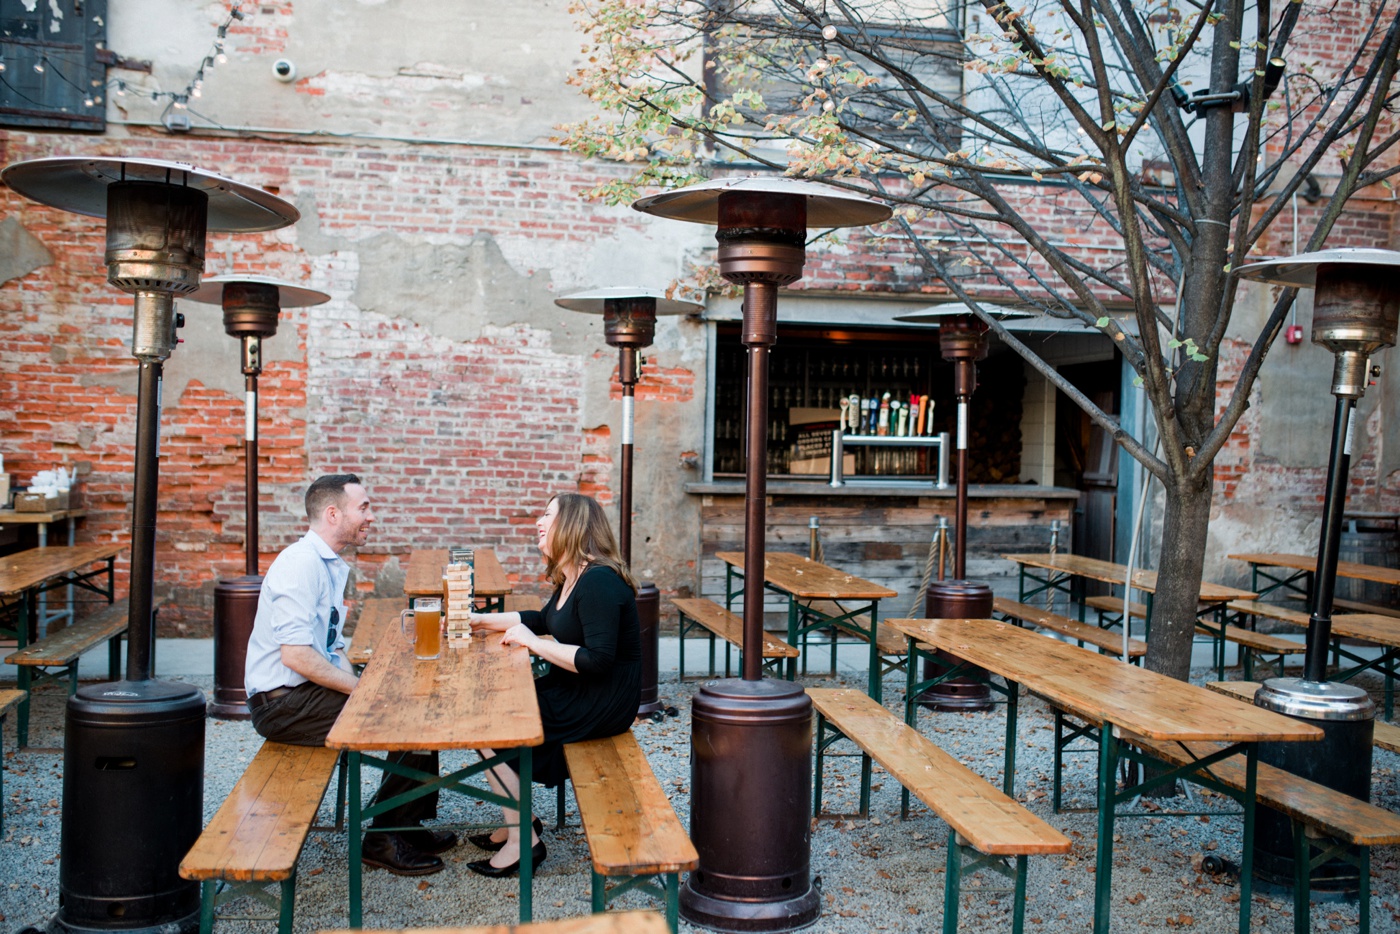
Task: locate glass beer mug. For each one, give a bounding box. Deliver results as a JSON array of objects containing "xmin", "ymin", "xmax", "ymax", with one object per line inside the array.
[{"xmin": 401, "ymin": 598, "xmax": 443, "ymax": 660}]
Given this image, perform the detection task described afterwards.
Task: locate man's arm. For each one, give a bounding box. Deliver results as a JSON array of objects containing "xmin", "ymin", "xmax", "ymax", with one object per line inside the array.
[{"xmin": 281, "ymin": 644, "xmax": 359, "ymax": 694}]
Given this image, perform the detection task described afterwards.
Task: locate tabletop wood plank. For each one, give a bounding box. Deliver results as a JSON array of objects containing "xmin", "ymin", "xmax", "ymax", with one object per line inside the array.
[
  {"xmin": 347, "ymin": 597, "xmax": 405, "ymax": 668},
  {"xmin": 1003, "ymin": 552, "xmax": 1254, "ymax": 602},
  {"xmin": 318, "ymin": 909, "xmax": 671, "ymax": 934},
  {"xmin": 405, "ymin": 548, "xmax": 510, "ymax": 598},
  {"xmin": 0, "ymin": 543, "xmax": 123, "ymax": 597},
  {"xmin": 1229, "ymin": 551, "xmax": 1400, "ymax": 587},
  {"xmin": 886, "ymin": 617, "xmax": 1322, "ymax": 743},
  {"xmin": 716, "ymin": 551, "xmax": 897, "ymax": 601},
  {"xmin": 1227, "ymin": 599, "xmax": 1400, "ymax": 647},
  {"xmin": 0, "ymin": 508, "xmax": 88, "ymax": 525},
  {"xmin": 326, "ymin": 627, "xmax": 542, "ymax": 752}
]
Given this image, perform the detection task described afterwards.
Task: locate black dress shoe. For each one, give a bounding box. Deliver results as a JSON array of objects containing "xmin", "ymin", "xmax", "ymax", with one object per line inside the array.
[
  {"xmin": 399, "ymin": 828, "xmax": 458, "ymax": 855},
  {"xmin": 466, "ymin": 840, "xmax": 547, "ymax": 878},
  {"xmin": 468, "ymin": 816, "xmax": 543, "ymax": 852},
  {"xmin": 361, "ymin": 833, "xmax": 445, "ymax": 876}
]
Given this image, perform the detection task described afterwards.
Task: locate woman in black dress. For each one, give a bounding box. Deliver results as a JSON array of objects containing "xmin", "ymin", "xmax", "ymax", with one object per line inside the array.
[{"xmin": 465, "ymin": 492, "xmax": 641, "ymax": 876}]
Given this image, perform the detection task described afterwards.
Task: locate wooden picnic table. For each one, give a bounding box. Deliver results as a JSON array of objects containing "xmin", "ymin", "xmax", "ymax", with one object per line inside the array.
[
  {"xmin": 404, "ymin": 548, "xmax": 511, "ymax": 609},
  {"xmin": 326, "ymin": 624, "xmax": 543, "ymax": 925},
  {"xmin": 1229, "ymin": 550, "xmax": 1400, "ymax": 600},
  {"xmin": 715, "ymin": 550, "xmax": 898, "ymax": 700},
  {"xmin": 1004, "ymin": 552, "xmax": 1255, "ymax": 605},
  {"xmin": 889, "ymin": 616, "xmax": 1321, "ymax": 934},
  {"xmin": 0, "ymin": 543, "xmax": 123, "ymax": 647},
  {"xmin": 0, "ymin": 508, "xmax": 89, "ymax": 632}
]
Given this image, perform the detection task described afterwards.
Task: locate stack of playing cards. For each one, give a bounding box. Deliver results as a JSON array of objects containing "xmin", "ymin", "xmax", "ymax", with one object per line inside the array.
[{"xmin": 443, "ymin": 563, "xmax": 475, "ymax": 641}]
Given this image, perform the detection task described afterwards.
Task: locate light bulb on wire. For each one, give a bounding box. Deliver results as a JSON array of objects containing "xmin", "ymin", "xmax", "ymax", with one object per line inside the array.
[{"xmin": 822, "ymin": 24, "xmax": 838, "ymax": 40}]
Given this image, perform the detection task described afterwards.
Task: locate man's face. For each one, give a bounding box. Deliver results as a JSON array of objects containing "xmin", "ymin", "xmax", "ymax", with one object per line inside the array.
[{"xmin": 327, "ymin": 483, "xmax": 374, "ymax": 550}]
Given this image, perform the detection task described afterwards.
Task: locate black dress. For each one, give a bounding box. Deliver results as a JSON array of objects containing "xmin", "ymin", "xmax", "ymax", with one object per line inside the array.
[{"xmin": 514, "ymin": 564, "xmax": 641, "ymax": 787}]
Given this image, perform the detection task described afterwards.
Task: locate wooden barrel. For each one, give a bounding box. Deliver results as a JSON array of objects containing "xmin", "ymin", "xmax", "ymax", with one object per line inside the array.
[{"xmin": 1337, "ymin": 519, "xmax": 1400, "ymax": 608}]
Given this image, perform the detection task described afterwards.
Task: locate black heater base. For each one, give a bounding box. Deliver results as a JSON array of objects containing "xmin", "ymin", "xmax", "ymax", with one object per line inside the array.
[
  {"xmin": 209, "ymin": 575, "xmax": 261, "ymax": 720},
  {"xmin": 636, "ymin": 581, "xmax": 663, "ymax": 718},
  {"xmin": 917, "ymin": 579, "xmax": 994, "ymax": 712}
]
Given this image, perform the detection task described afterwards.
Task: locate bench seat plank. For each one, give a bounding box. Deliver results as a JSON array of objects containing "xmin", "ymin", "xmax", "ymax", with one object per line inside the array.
[
  {"xmin": 1193, "ymin": 621, "xmax": 1304, "ymax": 654},
  {"xmin": 671, "ymin": 598, "xmax": 798, "ymax": 658},
  {"xmin": 809, "ymin": 688, "xmax": 1069, "ymax": 856},
  {"xmin": 1082, "ymin": 595, "xmax": 1148, "ymax": 619},
  {"xmin": 564, "ymin": 732, "xmax": 699, "ymax": 877},
  {"xmin": 5, "ymin": 602, "xmax": 127, "ymax": 666},
  {"xmin": 180, "ymin": 742, "xmax": 340, "ymax": 883},
  {"xmin": 0, "ymin": 689, "xmax": 26, "ymax": 716},
  {"xmin": 1131, "ymin": 735, "xmax": 1400, "ymax": 846},
  {"xmin": 994, "ymin": 597, "xmax": 1146, "ymax": 657}
]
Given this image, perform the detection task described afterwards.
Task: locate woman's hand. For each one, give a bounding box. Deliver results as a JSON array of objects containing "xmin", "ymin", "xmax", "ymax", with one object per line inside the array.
[{"xmin": 500, "ymin": 622, "xmax": 541, "ymax": 653}]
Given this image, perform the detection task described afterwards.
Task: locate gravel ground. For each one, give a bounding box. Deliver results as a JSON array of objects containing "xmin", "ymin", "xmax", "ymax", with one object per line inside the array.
[{"xmin": 2, "ymin": 667, "xmax": 1398, "ymax": 934}]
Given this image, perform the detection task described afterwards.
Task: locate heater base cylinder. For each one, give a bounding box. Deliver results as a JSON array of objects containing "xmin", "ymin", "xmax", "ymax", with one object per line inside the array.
[
  {"xmin": 918, "ymin": 580, "xmax": 994, "ymax": 711},
  {"xmin": 680, "ymin": 678, "xmax": 820, "ymax": 933},
  {"xmin": 1252, "ymin": 678, "xmax": 1374, "ymax": 896},
  {"xmin": 210, "ymin": 575, "xmax": 262, "ymax": 720},
  {"xmin": 54, "ymin": 679, "xmax": 205, "ymax": 934},
  {"xmin": 636, "ymin": 582, "xmax": 663, "ymax": 718}
]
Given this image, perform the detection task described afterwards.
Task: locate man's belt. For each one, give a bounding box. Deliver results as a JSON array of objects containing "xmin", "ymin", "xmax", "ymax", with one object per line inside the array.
[{"xmin": 247, "ymin": 685, "xmax": 295, "ymax": 710}]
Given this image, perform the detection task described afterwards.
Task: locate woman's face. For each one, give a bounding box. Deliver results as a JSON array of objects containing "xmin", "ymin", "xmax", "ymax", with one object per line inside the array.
[{"xmin": 536, "ymin": 499, "xmax": 559, "ymax": 559}]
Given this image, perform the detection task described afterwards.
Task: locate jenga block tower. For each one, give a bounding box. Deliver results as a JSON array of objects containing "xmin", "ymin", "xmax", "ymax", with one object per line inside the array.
[{"xmin": 443, "ymin": 563, "xmax": 475, "ymax": 641}]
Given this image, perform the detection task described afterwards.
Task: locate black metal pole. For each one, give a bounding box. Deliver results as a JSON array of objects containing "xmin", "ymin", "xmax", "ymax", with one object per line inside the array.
[
  {"xmin": 1305, "ymin": 395, "xmax": 1355, "ymax": 682},
  {"xmin": 245, "ymin": 369, "xmax": 259, "ymax": 576},
  {"xmin": 742, "ymin": 281, "xmax": 777, "ymax": 681},
  {"xmin": 126, "ymin": 356, "xmax": 162, "ymax": 682},
  {"xmin": 618, "ymin": 345, "xmax": 635, "ymax": 567}
]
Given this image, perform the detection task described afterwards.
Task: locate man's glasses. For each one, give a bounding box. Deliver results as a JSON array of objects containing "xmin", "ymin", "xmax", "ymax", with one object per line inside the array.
[{"xmin": 327, "ymin": 607, "xmax": 340, "ymax": 651}]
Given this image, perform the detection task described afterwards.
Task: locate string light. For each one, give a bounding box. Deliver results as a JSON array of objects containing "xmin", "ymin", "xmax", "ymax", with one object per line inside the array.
[{"xmin": 107, "ymin": 5, "xmax": 244, "ymax": 119}]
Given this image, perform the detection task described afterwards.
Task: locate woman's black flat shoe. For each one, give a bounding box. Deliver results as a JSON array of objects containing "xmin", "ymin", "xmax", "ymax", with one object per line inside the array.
[
  {"xmin": 466, "ymin": 840, "xmax": 547, "ymax": 878},
  {"xmin": 468, "ymin": 816, "xmax": 542, "ymax": 852}
]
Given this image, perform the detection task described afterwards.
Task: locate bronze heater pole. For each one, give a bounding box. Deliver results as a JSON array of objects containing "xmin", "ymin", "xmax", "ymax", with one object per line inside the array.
[
  {"xmin": 1, "ymin": 156, "xmax": 296, "ymax": 934},
  {"xmin": 635, "ymin": 176, "xmax": 889, "ymax": 932},
  {"xmin": 555, "ymin": 287, "xmax": 703, "ymax": 720},
  {"xmin": 187, "ymin": 275, "xmax": 329, "ymax": 720},
  {"xmin": 896, "ymin": 303, "xmax": 1030, "ymax": 711},
  {"xmin": 1236, "ymin": 248, "xmax": 1395, "ymax": 895}
]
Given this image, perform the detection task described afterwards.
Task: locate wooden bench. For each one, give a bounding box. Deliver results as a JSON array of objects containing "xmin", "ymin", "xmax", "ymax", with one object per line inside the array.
[
  {"xmin": 5, "ymin": 598, "xmax": 127, "ymax": 747},
  {"xmin": 180, "ymin": 741, "xmax": 341, "ymax": 934},
  {"xmin": 1131, "ymin": 732, "xmax": 1400, "ymax": 934},
  {"xmin": 810, "ymin": 688, "xmax": 1070, "ymax": 934},
  {"xmin": 0, "ymin": 689, "xmax": 25, "ymax": 832},
  {"xmin": 993, "ymin": 596, "xmax": 1145, "ymax": 660},
  {"xmin": 1288, "ymin": 591, "xmax": 1400, "ymax": 620},
  {"xmin": 671, "ymin": 597, "xmax": 797, "ymax": 680},
  {"xmin": 563, "ymin": 731, "xmax": 699, "ymax": 933},
  {"xmin": 321, "ymin": 909, "xmax": 671, "ymax": 934},
  {"xmin": 1207, "ymin": 681, "xmax": 1400, "ymax": 754}
]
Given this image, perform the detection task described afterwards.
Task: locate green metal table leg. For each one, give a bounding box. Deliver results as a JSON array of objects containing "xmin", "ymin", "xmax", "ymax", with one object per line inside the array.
[
  {"xmin": 519, "ymin": 746, "xmax": 533, "ymax": 922},
  {"xmin": 868, "ymin": 600, "xmax": 883, "ymax": 702},
  {"xmin": 1360, "ymin": 845, "xmax": 1371, "ymax": 934},
  {"xmin": 942, "ymin": 827, "xmax": 962, "ymax": 934},
  {"xmin": 348, "ymin": 752, "xmax": 363, "ymax": 928},
  {"xmin": 1291, "ymin": 821, "xmax": 1309, "ymax": 934},
  {"xmin": 1003, "ymin": 680, "xmax": 1019, "ymax": 797},
  {"xmin": 16, "ymin": 661, "xmax": 30, "ymax": 749},
  {"xmin": 199, "ymin": 880, "xmax": 216, "ymax": 934},
  {"xmin": 1092, "ymin": 725, "xmax": 1119, "ymax": 934},
  {"xmin": 1012, "ymin": 854, "xmax": 1028, "ymax": 934},
  {"xmin": 813, "ymin": 715, "xmax": 826, "ymax": 815},
  {"xmin": 1238, "ymin": 748, "xmax": 1257, "ymax": 934},
  {"xmin": 787, "ymin": 597, "xmax": 799, "ymax": 681},
  {"xmin": 556, "ymin": 781, "xmax": 567, "ymax": 831}
]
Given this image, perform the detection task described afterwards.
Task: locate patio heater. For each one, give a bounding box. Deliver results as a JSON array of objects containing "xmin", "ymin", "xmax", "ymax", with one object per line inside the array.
[
  {"xmin": 895, "ymin": 303, "xmax": 1031, "ymax": 710},
  {"xmin": 634, "ymin": 176, "xmax": 890, "ymax": 932},
  {"xmin": 187, "ymin": 275, "xmax": 329, "ymax": 720},
  {"xmin": 1, "ymin": 156, "xmax": 297, "ymax": 934},
  {"xmin": 554, "ymin": 287, "xmax": 702, "ymax": 720},
  {"xmin": 1235, "ymin": 248, "xmax": 1391, "ymax": 893}
]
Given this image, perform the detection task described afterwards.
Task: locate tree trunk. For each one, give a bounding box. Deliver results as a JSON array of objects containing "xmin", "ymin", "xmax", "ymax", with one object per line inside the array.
[{"xmin": 1145, "ymin": 475, "xmax": 1215, "ymax": 682}]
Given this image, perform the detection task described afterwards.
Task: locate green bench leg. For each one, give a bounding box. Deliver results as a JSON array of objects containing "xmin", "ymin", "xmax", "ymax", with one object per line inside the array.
[
  {"xmin": 556, "ymin": 779, "xmax": 568, "ymax": 831},
  {"xmin": 942, "ymin": 826, "xmax": 962, "ymax": 934},
  {"xmin": 16, "ymin": 665, "xmax": 30, "ymax": 749},
  {"xmin": 278, "ymin": 872, "xmax": 295, "ymax": 934},
  {"xmin": 665, "ymin": 872, "xmax": 680, "ymax": 933},
  {"xmin": 592, "ymin": 869, "xmax": 606, "ymax": 912}
]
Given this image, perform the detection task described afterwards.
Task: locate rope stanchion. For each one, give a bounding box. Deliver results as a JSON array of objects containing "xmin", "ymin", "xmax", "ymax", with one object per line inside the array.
[
  {"xmin": 1046, "ymin": 519, "xmax": 1062, "ymax": 614},
  {"xmin": 909, "ymin": 517, "xmax": 949, "ymax": 618}
]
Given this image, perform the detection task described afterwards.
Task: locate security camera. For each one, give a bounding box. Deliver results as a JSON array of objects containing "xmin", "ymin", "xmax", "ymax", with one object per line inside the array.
[{"xmin": 272, "ymin": 59, "xmax": 297, "ymax": 82}]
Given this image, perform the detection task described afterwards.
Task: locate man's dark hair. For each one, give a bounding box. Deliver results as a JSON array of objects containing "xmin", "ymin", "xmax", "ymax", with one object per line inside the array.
[{"xmin": 305, "ymin": 473, "xmax": 362, "ymax": 520}]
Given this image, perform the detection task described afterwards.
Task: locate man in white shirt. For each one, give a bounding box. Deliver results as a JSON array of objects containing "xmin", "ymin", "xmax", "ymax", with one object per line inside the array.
[{"xmin": 245, "ymin": 474, "xmax": 453, "ymax": 875}]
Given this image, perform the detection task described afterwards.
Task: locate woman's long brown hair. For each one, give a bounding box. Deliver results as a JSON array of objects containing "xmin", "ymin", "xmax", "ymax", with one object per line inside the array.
[{"xmin": 543, "ymin": 493, "xmax": 638, "ymax": 592}]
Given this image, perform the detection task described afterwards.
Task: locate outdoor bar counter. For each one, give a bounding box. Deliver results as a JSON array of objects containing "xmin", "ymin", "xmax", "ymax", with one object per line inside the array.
[{"xmin": 687, "ymin": 480, "xmax": 1080, "ymax": 614}]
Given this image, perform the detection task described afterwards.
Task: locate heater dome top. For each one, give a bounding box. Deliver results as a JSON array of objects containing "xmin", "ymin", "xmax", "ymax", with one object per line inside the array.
[
  {"xmin": 1235, "ymin": 247, "xmax": 1400, "ymax": 288},
  {"xmin": 632, "ymin": 175, "xmax": 891, "ymax": 229},
  {"xmin": 186, "ymin": 274, "xmax": 331, "ymax": 308},
  {"xmin": 1, "ymin": 156, "xmax": 299, "ymax": 232},
  {"xmin": 895, "ymin": 301, "xmax": 1036, "ymax": 324},
  {"xmin": 555, "ymin": 287, "xmax": 704, "ymax": 316}
]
